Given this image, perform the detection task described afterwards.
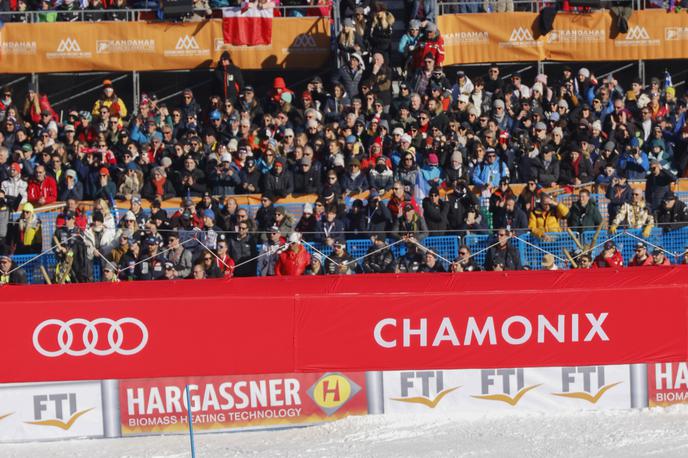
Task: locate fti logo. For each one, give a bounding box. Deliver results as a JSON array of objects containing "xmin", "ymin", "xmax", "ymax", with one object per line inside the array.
[
  {"xmin": 26, "ymin": 393, "xmax": 93, "ymax": 430},
  {"xmin": 552, "ymin": 366, "xmax": 621, "ymax": 404},
  {"xmin": 0, "ymin": 410, "xmax": 13, "ymax": 422},
  {"xmin": 47, "ymin": 38, "xmax": 91, "ymax": 59},
  {"xmin": 391, "ymin": 371, "xmax": 459, "ymax": 408},
  {"xmin": 472, "ymin": 369, "xmax": 540, "ymax": 406},
  {"xmin": 164, "ymin": 35, "xmax": 209, "ymax": 57},
  {"xmin": 307, "ymin": 373, "xmax": 361, "ymax": 416}
]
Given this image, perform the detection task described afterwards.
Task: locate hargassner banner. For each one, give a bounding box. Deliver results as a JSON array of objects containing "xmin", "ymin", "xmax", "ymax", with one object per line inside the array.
[
  {"xmin": 648, "ymin": 362, "xmax": 688, "ymax": 407},
  {"xmin": 382, "ymin": 366, "xmax": 632, "ymax": 413},
  {"xmin": 119, "ymin": 372, "xmax": 368, "ymax": 436},
  {"xmin": 0, "ymin": 381, "xmax": 103, "ymax": 442}
]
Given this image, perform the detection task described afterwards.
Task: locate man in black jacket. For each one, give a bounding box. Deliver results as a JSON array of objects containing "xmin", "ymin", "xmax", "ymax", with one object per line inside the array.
[
  {"xmin": 484, "ymin": 228, "xmax": 522, "ymax": 271},
  {"xmin": 492, "ymin": 196, "xmax": 529, "ymax": 235},
  {"xmin": 655, "ymin": 192, "xmax": 688, "ymax": 232},
  {"xmin": 363, "ymin": 234, "xmax": 395, "ymax": 273},
  {"xmin": 293, "ymin": 157, "xmax": 321, "ymax": 194},
  {"xmin": 213, "ymin": 51, "xmax": 244, "ymax": 105},
  {"xmin": 229, "ymin": 222, "xmax": 257, "ymax": 277}
]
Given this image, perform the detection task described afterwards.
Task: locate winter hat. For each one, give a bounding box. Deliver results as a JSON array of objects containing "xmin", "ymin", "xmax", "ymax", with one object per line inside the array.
[
  {"xmin": 401, "ymin": 134, "xmax": 413, "ymax": 144},
  {"xmin": 303, "ymin": 203, "xmax": 314, "ymax": 214},
  {"xmin": 427, "ymin": 153, "xmax": 439, "ymax": 165},
  {"xmin": 592, "ymin": 120, "xmax": 602, "ymax": 131},
  {"xmin": 280, "ymin": 92, "xmax": 293, "ymax": 104},
  {"xmin": 532, "ymin": 82, "xmax": 543, "ymax": 94},
  {"xmin": 578, "ymin": 67, "xmax": 590, "ymax": 78}
]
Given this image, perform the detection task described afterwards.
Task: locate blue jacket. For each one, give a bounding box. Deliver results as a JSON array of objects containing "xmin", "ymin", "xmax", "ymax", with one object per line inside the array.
[{"xmin": 472, "ymin": 160, "xmax": 508, "ymax": 188}]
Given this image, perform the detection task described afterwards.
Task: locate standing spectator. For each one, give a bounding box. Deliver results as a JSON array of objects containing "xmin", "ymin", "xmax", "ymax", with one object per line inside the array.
[
  {"xmin": 1, "ymin": 162, "xmax": 27, "ymax": 210},
  {"xmin": 7, "ymin": 202, "xmax": 42, "ymax": 254},
  {"xmin": 229, "ymin": 221, "xmax": 258, "ymax": 277},
  {"xmin": 393, "ymin": 203, "xmax": 429, "ymax": 241},
  {"xmin": 91, "ymin": 80, "xmax": 128, "ymax": 119},
  {"xmin": 27, "ymin": 164, "xmax": 57, "ymax": 207},
  {"xmin": 422, "ymin": 187, "xmax": 448, "ymax": 235},
  {"xmin": 493, "ymin": 195, "xmax": 528, "ymax": 234},
  {"xmin": 366, "ymin": 3, "xmax": 394, "ymax": 62},
  {"xmin": 258, "ymin": 225, "xmax": 285, "ymax": 276},
  {"xmin": 419, "ymin": 250, "xmax": 445, "ymax": 272},
  {"xmin": 567, "ymin": 189, "xmax": 603, "ymax": 231},
  {"xmin": 645, "ymin": 160, "xmax": 675, "ymax": 212},
  {"xmin": 165, "ymin": 231, "xmax": 193, "ymax": 279},
  {"xmin": 326, "ymin": 240, "xmax": 358, "ymax": 275},
  {"xmin": 528, "ymin": 193, "xmax": 569, "ymax": 240},
  {"xmin": 655, "ymin": 192, "xmax": 688, "ymax": 232},
  {"xmin": 610, "ymin": 189, "xmax": 655, "ymax": 238},
  {"xmin": 58, "ymin": 169, "xmax": 84, "ymax": 202},
  {"xmin": 214, "ymin": 51, "xmax": 244, "ymax": 105}
]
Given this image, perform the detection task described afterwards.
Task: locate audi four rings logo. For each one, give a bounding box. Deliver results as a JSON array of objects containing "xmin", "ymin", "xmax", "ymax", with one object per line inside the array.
[{"xmin": 32, "ymin": 318, "xmax": 148, "ymax": 357}]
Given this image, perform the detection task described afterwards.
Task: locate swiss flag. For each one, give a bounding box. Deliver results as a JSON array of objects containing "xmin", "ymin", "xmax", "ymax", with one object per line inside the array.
[{"xmin": 222, "ymin": 4, "xmax": 273, "ymax": 46}]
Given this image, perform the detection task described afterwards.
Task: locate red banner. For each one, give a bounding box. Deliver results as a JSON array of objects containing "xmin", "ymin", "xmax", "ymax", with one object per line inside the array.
[
  {"xmin": 119, "ymin": 372, "xmax": 367, "ymax": 435},
  {"xmin": 648, "ymin": 362, "xmax": 688, "ymax": 407},
  {"xmin": 1, "ymin": 267, "xmax": 688, "ymax": 383}
]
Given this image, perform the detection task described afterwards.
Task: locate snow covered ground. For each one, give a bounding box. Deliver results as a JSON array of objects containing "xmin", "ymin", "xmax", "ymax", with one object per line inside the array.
[{"xmin": 5, "ymin": 407, "xmax": 688, "ymax": 457}]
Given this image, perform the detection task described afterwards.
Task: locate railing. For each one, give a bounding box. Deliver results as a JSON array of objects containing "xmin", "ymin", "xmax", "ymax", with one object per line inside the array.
[
  {"xmin": 0, "ymin": 3, "xmax": 329, "ymax": 23},
  {"xmin": 439, "ymin": 0, "xmax": 655, "ymax": 14}
]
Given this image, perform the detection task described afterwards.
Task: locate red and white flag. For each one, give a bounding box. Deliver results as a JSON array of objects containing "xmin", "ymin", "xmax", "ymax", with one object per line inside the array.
[{"xmin": 222, "ymin": 4, "xmax": 273, "ymax": 46}]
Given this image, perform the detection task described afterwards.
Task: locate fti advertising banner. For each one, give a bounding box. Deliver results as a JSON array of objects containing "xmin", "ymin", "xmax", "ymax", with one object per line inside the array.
[
  {"xmin": 383, "ymin": 366, "xmax": 631, "ymax": 414},
  {"xmin": 119, "ymin": 372, "xmax": 368, "ymax": 436},
  {"xmin": 0, "ymin": 381, "xmax": 103, "ymax": 442},
  {"xmin": 648, "ymin": 362, "xmax": 688, "ymax": 407}
]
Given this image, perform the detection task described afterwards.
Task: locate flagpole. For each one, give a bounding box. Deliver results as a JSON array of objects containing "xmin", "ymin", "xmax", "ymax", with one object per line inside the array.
[{"xmin": 185, "ymin": 384, "xmax": 197, "ymax": 458}]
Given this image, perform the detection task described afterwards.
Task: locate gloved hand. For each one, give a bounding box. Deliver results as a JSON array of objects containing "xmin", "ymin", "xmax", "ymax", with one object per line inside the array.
[
  {"xmin": 609, "ymin": 225, "xmax": 617, "ymax": 235},
  {"xmin": 642, "ymin": 226, "xmax": 652, "ymax": 238}
]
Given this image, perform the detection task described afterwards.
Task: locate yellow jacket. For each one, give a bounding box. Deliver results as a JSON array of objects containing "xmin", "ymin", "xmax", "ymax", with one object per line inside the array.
[{"xmin": 528, "ymin": 202, "xmax": 570, "ymax": 238}]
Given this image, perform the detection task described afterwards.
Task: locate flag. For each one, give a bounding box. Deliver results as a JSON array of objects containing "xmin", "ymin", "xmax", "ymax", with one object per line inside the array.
[
  {"xmin": 222, "ymin": 5, "xmax": 273, "ymax": 46},
  {"xmin": 664, "ymin": 70, "xmax": 673, "ymax": 89}
]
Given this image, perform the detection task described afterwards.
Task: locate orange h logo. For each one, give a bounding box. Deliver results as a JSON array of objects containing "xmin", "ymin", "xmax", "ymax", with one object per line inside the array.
[{"xmin": 321, "ymin": 380, "xmax": 340, "ymax": 403}]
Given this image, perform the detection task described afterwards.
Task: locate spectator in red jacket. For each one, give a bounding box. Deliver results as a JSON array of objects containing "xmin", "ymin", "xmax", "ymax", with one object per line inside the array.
[
  {"xmin": 629, "ymin": 242, "xmax": 653, "ymax": 267},
  {"xmin": 651, "ymin": 248, "xmax": 671, "ymax": 266},
  {"xmin": 27, "ymin": 165, "xmax": 57, "ymax": 207},
  {"xmin": 593, "ymin": 241, "xmax": 623, "ymax": 268},
  {"xmin": 275, "ymin": 232, "xmax": 311, "ymax": 276}
]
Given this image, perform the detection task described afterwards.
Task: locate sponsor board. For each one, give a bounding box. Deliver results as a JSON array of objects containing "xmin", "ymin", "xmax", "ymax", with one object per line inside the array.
[
  {"xmin": 0, "ymin": 381, "xmax": 103, "ymax": 442},
  {"xmin": 546, "ymin": 29, "xmax": 605, "ymax": 44},
  {"xmin": 665, "ymin": 27, "xmax": 688, "ymax": 41},
  {"xmin": 96, "ymin": 39, "xmax": 156, "ymax": 54},
  {"xmin": 0, "ymin": 40, "xmax": 37, "ymax": 55},
  {"xmin": 46, "ymin": 37, "xmax": 91, "ymax": 59},
  {"xmin": 163, "ymin": 35, "xmax": 210, "ymax": 57},
  {"xmin": 119, "ymin": 372, "xmax": 367, "ymax": 436},
  {"xmin": 615, "ymin": 26, "xmax": 660, "ymax": 47},
  {"xmin": 648, "ymin": 362, "xmax": 688, "ymax": 406},
  {"xmin": 499, "ymin": 27, "xmax": 542, "ymax": 48},
  {"xmin": 443, "ymin": 31, "xmax": 489, "ymax": 45},
  {"xmin": 383, "ymin": 366, "xmax": 631, "ymax": 413}
]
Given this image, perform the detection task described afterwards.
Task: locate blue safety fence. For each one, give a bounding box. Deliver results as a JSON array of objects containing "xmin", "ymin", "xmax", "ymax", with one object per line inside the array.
[
  {"xmin": 517, "ymin": 232, "xmax": 580, "ymax": 269},
  {"xmin": 463, "ymin": 233, "xmax": 490, "ymax": 268},
  {"xmin": 660, "ymin": 227, "xmax": 688, "ymax": 260},
  {"xmin": 580, "ymin": 228, "xmax": 663, "ymax": 266}
]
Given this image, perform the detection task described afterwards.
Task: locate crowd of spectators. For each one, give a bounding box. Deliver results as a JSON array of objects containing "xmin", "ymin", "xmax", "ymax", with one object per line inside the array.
[{"xmin": 2, "ymin": 1, "xmax": 688, "ymax": 284}]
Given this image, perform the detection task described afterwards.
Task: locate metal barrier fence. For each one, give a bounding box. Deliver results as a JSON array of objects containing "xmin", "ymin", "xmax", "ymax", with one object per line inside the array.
[
  {"xmin": 12, "ymin": 226, "xmax": 688, "ymax": 284},
  {"xmin": 0, "ymin": 3, "xmax": 328, "ymax": 23}
]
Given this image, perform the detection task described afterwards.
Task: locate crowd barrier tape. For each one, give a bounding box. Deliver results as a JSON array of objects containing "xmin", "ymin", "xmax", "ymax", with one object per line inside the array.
[
  {"xmin": 2, "ymin": 268, "xmax": 688, "ymax": 384},
  {"xmin": 0, "ymin": 17, "xmax": 331, "ymax": 73},
  {"xmin": 4, "ymin": 361, "xmax": 688, "ymax": 443},
  {"xmin": 438, "ymin": 10, "xmax": 688, "ymax": 64}
]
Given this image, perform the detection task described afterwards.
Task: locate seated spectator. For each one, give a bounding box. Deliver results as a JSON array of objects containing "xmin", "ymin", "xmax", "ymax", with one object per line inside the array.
[
  {"xmin": 305, "ymin": 253, "xmax": 324, "ymax": 275},
  {"xmin": 275, "ymin": 233, "xmax": 311, "ymax": 276},
  {"xmin": 629, "ymin": 242, "xmax": 653, "ymax": 267},
  {"xmin": 484, "ymin": 228, "xmax": 522, "ymax": 271},
  {"xmin": 362, "ymin": 234, "xmax": 395, "ymax": 273},
  {"xmin": 58, "ymin": 169, "xmax": 84, "ymax": 202},
  {"xmin": 164, "ymin": 231, "xmax": 193, "ymax": 279},
  {"xmin": 651, "ymin": 248, "xmax": 671, "ymax": 267},
  {"xmin": 326, "ymin": 240, "xmax": 358, "ymax": 275},
  {"xmin": 450, "ymin": 245, "xmax": 481, "ymax": 272},
  {"xmin": 419, "ymin": 250, "xmax": 445, "ymax": 273},
  {"xmin": 593, "ymin": 241, "xmax": 623, "ymax": 268},
  {"xmin": 393, "ymin": 203, "xmax": 428, "ymax": 241},
  {"xmin": 317, "ymin": 204, "xmax": 346, "ymax": 246},
  {"xmin": 0, "ymin": 251, "xmax": 27, "ymax": 284}
]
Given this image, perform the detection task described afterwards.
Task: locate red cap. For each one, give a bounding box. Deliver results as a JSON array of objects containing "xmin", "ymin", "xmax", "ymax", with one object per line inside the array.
[
  {"xmin": 99, "ymin": 167, "xmax": 110, "ymax": 176},
  {"xmin": 10, "ymin": 163, "xmax": 21, "ymax": 173}
]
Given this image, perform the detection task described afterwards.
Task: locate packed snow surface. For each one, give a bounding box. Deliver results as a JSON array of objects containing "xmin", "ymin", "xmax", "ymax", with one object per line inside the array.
[{"xmin": 5, "ymin": 406, "xmax": 688, "ymax": 457}]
